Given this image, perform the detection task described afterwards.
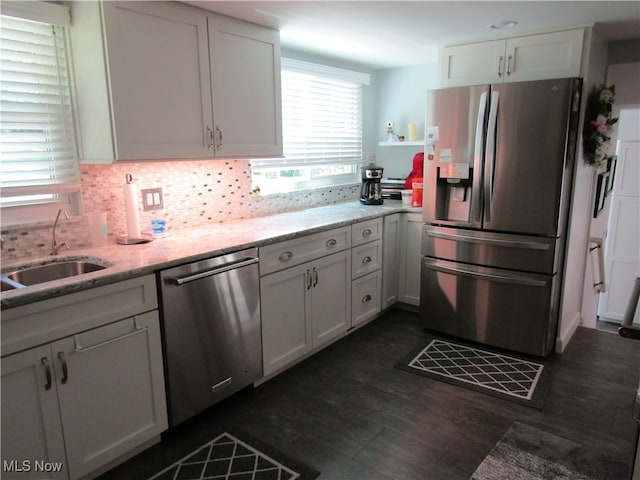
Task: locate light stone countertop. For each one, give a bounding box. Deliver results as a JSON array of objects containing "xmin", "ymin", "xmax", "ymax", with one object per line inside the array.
[{"xmin": 1, "ymin": 200, "xmax": 421, "ymax": 309}]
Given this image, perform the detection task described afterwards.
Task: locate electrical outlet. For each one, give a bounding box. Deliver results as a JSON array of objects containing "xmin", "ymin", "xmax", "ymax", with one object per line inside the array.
[{"xmin": 142, "ymin": 188, "xmax": 163, "ymax": 211}]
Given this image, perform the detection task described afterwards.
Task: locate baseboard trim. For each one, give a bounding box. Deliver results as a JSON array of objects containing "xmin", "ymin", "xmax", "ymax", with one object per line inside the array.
[{"xmin": 555, "ymin": 312, "xmax": 582, "ymax": 353}]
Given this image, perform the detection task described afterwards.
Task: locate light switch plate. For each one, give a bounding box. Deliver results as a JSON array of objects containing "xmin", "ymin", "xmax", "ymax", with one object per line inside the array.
[{"xmin": 142, "ymin": 188, "xmax": 163, "ymax": 211}]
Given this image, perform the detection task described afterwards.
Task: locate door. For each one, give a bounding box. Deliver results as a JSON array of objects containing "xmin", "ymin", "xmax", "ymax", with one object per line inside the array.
[
  {"xmin": 311, "ymin": 251, "xmax": 351, "ymax": 347},
  {"xmin": 424, "ymin": 84, "xmax": 489, "ymax": 228},
  {"xmin": 208, "ymin": 14, "xmax": 282, "ymax": 157},
  {"xmin": 599, "ymin": 140, "xmax": 640, "ymax": 323},
  {"xmin": 54, "ymin": 313, "xmax": 167, "ymax": 479},
  {"xmin": 1, "ymin": 346, "xmax": 67, "ymax": 479},
  {"xmin": 260, "ymin": 263, "xmax": 313, "ymax": 376},
  {"xmin": 102, "ymin": 1, "xmax": 214, "ymax": 159},
  {"xmin": 439, "ymin": 40, "xmax": 505, "ymax": 87},
  {"xmin": 484, "ymin": 78, "xmax": 580, "ymax": 235}
]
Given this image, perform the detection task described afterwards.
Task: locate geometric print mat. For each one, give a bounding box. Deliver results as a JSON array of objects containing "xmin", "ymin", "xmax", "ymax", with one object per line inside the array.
[
  {"xmin": 148, "ymin": 432, "xmax": 302, "ymax": 480},
  {"xmin": 399, "ymin": 338, "xmax": 552, "ymax": 408}
]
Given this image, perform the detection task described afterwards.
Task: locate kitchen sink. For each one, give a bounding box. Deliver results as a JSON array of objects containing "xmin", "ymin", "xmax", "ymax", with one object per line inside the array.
[{"xmin": 1, "ymin": 257, "xmax": 112, "ymax": 288}]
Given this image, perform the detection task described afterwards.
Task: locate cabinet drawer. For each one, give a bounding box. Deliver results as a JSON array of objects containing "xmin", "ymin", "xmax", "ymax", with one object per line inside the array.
[
  {"xmin": 352, "ymin": 218, "xmax": 383, "ymax": 246},
  {"xmin": 352, "ymin": 240, "xmax": 382, "ymax": 279},
  {"xmin": 351, "ymin": 271, "xmax": 381, "ymax": 327},
  {"xmin": 2, "ymin": 275, "xmax": 158, "ymax": 357},
  {"xmin": 259, "ymin": 227, "xmax": 350, "ymax": 275}
]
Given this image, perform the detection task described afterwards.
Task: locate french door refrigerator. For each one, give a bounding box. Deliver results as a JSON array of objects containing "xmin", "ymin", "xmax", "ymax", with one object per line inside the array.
[{"xmin": 420, "ymin": 77, "xmax": 582, "ymax": 357}]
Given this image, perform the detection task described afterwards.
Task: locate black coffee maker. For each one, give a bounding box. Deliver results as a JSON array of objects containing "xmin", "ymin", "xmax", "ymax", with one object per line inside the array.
[{"xmin": 360, "ymin": 165, "xmax": 384, "ymax": 205}]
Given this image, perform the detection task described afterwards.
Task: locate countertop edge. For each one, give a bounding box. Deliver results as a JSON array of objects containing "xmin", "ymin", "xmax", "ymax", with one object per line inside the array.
[{"xmin": 1, "ymin": 202, "xmax": 422, "ymax": 309}]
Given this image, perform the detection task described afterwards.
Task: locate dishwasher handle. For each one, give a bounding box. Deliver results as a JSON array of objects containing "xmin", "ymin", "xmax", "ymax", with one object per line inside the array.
[{"xmin": 171, "ymin": 257, "xmax": 259, "ymax": 285}]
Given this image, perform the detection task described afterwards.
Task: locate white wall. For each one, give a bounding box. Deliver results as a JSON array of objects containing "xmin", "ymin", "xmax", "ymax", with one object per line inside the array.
[{"xmin": 374, "ymin": 64, "xmax": 438, "ymax": 178}]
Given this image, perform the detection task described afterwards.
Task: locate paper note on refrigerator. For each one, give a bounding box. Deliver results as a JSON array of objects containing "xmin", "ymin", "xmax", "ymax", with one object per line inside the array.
[{"xmin": 440, "ymin": 148, "xmax": 452, "ymax": 163}]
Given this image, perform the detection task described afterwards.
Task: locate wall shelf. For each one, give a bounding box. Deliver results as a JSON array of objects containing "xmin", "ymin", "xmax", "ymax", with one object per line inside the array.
[{"xmin": 378, "ymin": 140, "xmax": 423, "ymax": 146}]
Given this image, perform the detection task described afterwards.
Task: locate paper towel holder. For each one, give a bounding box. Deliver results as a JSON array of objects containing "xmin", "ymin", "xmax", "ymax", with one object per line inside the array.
[{"xmin": 116, "ymin": 233, "xmax": 154, "ymax": 245}]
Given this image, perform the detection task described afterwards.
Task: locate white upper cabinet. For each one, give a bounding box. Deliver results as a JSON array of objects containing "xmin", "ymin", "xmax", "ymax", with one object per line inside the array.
[
  {"xmin": 208, "ymin": 14, "xmax": 282, "ymax": 158},
  {"xmin": 439, "ymin": 29, "xmax": 584, "ymax": 88},
  {"xmin": 70, "ymin": 1, "xmax": 282, "ymax": 162}
]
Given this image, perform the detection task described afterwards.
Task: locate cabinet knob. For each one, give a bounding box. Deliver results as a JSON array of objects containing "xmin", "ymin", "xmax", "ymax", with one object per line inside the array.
[
  {"xmin": 362, "ymin": 294, "xmax": 372, "ymax": 303},
  {"xmin": 362, "ymin": 256, "xmax": 372, "ymax": 264},
  {"xmin": 362, "ymin": 228, "xmax": 372, "ymax": 237},
  {"xmin": 326, "ymin": 238, "xmax": 337, "ymax": 248},
  {"xmin": 278, "ymin": 251, "xmax": 293, "ymax": 262}
]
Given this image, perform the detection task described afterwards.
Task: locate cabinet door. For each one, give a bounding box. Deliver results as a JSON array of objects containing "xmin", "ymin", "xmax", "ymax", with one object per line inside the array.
[
  {"xmin": 208, "ymin": 14, "xmax": 282, "ymax": 157},
  {"xmin": 398, "ymin": 213, "xmax": 422, "ymax": 306},
  {"xmin": 102, "ymin": 1, "xmax": 214, "ymax": 159},
  {"xmin": 53, "ymin": 313, "xmax": 168, "ymax": 479},
  {"xmin": 1, "ymin": 346, "xmax": 67, "ymax": 480},
  {"xmin": 505, "ymin": 29, "xmax": 584, "ymax": 82},
  {"xmin": 261, "ymin": 263, "xmax": 313, "ymax": 376},
  {"xmin": 439, "ymin": 40, "xmax": 505, "ymax": 87},
  {"xmin": 311, "ymin": 251, "xmax": 351, "ymax": 347},
  {"xmin": 382, "ymin": 214, "xmax": 401, "ymax": 308}
]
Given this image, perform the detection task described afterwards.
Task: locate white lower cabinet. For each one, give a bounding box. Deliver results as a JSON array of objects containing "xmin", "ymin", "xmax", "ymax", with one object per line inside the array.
[
  {"xmin": 382, "ymin": 213, "xmax": 401, "ymax": 308},
  {"xmin": 352, "ymin": 271, "xmax": 382, "ymax": 327},
  {"xmin": 260, "ymin": 250, "xmax": 351, "ymax": 377},
  {"xmin": 1, "ymin": 312, "xmax": 167, "ymax": 480},
  {"xmin": 398, "ymin": 213, "xmax": 422, "ymax": 306}
]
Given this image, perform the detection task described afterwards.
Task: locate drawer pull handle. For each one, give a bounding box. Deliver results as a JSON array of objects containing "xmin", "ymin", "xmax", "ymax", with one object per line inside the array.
[
  {"xmin": 41, "ymin": 357, "xmax": 52, "ymax": 391},
  {"xmin": 362, "ymin": 256, "xmax": 372, "ymax": 264},
  {"xmin": 362, "ymin": 228, "xmax": 372, "ymax": 237},
  {"xmin": 313, "ymin": 267, "xmax": 318, "ymax": 287},
  {"xmin": 58, "ymin": 352, "xmax": 68, "ymax": 385},
  {"xmin": 306, "ymin": 269, "xmax": 312, "ymax": 290},
  {"xmin": 326, "ymin": 239, "xmax": 337, "ymax": 248},
  {"xmin": 74, "ymin": 317, "xmax": 147, "ymax": 353},
  {"xmin": 362, "ymin": 294, "xmax": 372, "ymax": 303},
  {"xmin": 279, "ymin": 251, "xmax": 293, "ymax": 262}
]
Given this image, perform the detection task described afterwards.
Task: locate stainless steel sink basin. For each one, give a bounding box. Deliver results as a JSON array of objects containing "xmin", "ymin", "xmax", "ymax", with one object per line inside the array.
[{"xmin": 2, "ymin": 257, "xmax": 111, "ymax": 289}]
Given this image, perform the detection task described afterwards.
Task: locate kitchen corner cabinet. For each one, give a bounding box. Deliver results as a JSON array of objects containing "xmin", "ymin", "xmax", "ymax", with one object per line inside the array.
[
  {"xmin": 382, "ymin": 213, "xmax": 401, "ymax": 309},
  {"xmin": 439, "ymin": 29, "xmax": 584, "ymax": 87},
  {"xmin": 397, "ymin": 213, "xmax": 422, "ymax": 306},
  {"xmin": 70, "ymin": 1, "xmax": 281, "ymax": 162},
  {"xmin": 1, "ymin": 276, "xmax": 167, "ymax": 480},
  {"xmin": 260, "ymin": 228, "xmax": 351, "ymax": 377}
]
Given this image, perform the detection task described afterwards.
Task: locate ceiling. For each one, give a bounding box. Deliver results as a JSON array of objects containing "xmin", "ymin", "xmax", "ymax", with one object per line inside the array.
[{"xmin": 186, "ymin": 1, "xmax": 640, "ymax": 69}]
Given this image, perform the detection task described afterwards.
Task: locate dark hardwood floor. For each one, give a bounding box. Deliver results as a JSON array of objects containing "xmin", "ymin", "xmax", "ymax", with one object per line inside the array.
[{"xmin": 98, "ymin": 309, "xmax": 640, "ymax": 480}]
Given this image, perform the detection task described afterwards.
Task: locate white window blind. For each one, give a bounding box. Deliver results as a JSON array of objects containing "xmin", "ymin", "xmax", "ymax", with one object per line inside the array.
[
  {"xmin": 252, "ymin": 59, "xmax": 370, "ymax": 194},
  {"xmin": 0, "ymin": 7, "xmax": 79, "ymax": 208}
]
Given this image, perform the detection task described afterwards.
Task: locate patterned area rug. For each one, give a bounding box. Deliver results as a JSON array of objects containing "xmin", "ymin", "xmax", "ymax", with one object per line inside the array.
[
  {"xmin": 148, "ymin": 431, "xmax": 319, "ymax": 480},
  {"xmin": 471, "ymin": 422, "xmax": 630, "ymax": 480},
  {"xmin": 396, "ymin": 337, "xmax": 552, "ymax": 408}
]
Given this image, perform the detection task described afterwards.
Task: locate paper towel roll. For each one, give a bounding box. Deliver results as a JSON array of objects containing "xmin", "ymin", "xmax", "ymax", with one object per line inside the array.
[{"xmin": 124, "ymin": 174, "xmax": 141, "ymax": 239}]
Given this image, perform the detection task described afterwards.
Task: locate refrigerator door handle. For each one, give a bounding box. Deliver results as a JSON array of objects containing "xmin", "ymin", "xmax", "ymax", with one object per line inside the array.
[
  {"xmin": 473, "ymin": 92, "xmax": 488, "ymax": 222},
  {"xmin": 425, "ymin": 259, "xmax": 548, "ymax": 288},
  {"xmin": 426, "ymin": 229, "xmax": 551, "ymax": 250},
  {"xmin": 485, "ymin": 91, "xmax": 500, "ymax": 222}
]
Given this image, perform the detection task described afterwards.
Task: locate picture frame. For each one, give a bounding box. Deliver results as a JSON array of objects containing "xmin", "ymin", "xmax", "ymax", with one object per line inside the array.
[
  {"xmin": 605, "ymin": 155, "xmax": 617, "ymax": 196},
  {"xmin": 593, "ymin": 172, "xmax": 608, "ymax": 218}
]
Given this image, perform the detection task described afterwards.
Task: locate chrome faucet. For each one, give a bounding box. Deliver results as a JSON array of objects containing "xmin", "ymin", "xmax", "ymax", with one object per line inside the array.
[{"xmin": 51, "ymin": 209, "xmax": 69, "ymax": 255}]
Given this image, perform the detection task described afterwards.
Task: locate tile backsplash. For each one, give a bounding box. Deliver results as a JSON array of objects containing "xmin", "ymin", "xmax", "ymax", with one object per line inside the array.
[{"xmin": 1, "ymin": 159, "xmax": 359, "ymax": 262}]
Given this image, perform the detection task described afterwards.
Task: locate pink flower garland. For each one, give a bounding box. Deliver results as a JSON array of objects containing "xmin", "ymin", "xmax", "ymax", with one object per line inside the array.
[{"xmin": 583, "ymin": 85, "xmax": 618, "ymax": 169}]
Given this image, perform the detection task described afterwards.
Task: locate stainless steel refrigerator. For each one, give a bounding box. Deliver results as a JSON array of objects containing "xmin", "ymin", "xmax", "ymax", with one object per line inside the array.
[{"xmin": 420, "ymin": 77, "xmax": 582, "ymax": 357}]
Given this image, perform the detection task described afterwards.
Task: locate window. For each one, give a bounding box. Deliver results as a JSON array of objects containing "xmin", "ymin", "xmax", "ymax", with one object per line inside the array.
[
  {"xmin": 0, "ymin": 2, "xmax": 80, "ymax": 216},
  {"xmin": 251, "ymin": 58, "xmax": 370, "ymax": 195}
]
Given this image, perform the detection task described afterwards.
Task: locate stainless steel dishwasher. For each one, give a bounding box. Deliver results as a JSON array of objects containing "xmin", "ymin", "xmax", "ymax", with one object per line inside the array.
[{"xmin": 158, "ymin": 248, "xmax": 262, "ymax": 426}]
